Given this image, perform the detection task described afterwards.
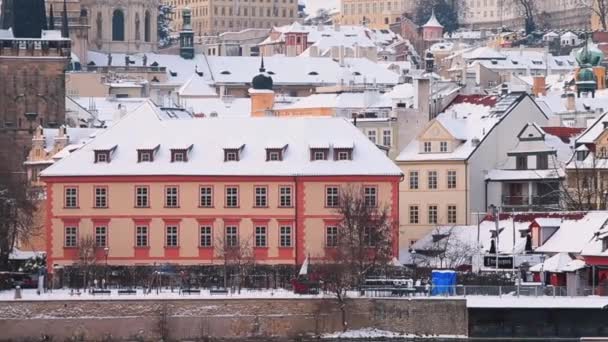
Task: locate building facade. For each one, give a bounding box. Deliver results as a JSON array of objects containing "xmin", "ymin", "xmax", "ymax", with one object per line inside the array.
[
  {"xmin": 40, "ymin": 102, "xmax": 401, "ymax": 271},
  {"xmin": 340, "ymin": 0, "xmax": 414, "ymax": 28},
  {"xmin": 166, "ymin": 0, "xmax": 298, "ymax": 36}
]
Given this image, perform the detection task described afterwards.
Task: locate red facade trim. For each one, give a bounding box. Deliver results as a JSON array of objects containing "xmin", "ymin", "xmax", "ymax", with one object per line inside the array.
[
  {"xmin": 391, "ymin": 179, "xmax": 400, "ymax": 257},
  {"xmin": 46, "ymin": 182, "xmax": 54, "ymax": 273},
  {"xmin": 43, "ymin": 175, "xmax": 400, "ymax": 183},
  {"xmin": 295, "ymin": 179, "xmax": 305, "ymax": 264}
]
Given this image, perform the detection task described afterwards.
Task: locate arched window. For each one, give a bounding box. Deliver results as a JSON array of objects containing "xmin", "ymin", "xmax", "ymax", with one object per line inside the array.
[
  {"xmin": 112, "ymin": 9, "xmax": 125, "ymax": 41},
  {"xmin": 144, "ymin": 11, "xmax": 151, "ymax": 42},
  {"xmin": 135, "ymin": 13, "xmax": 141, "ymax": 40},
  {"xmin": 96, "ymin": 12, "xmax": 102, "ymax": 40}
]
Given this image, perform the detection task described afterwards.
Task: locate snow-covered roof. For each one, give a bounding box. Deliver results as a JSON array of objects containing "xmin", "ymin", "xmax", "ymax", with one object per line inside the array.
[
  {"xmin": 575, "ymin": 110, "xmax": 608, "ymax": 144},
  {"xmin": 41, "ymin": 101, "xmax": 402, "ymax": 178},
  {"xmin": 177, "ymin": 74, "xmax": 217, "ymax": 97},
  {"xmin": 41, "ymin": 127, "xmax": 100, "ymax": 153},
  {"xmin": 70, "ymin": 96, "xmax": 148, "ymax": 126},
  {"xmin": 561, "ymin": 31, "xmax": 578, "ymax": 39},
  {"xmin": 537, "ymin": 89, "xmax": 608, "ymax": 116},
  {"xmin": 536, "ymin": 212, "xmax": 608, "ymax": 254},
  {"xmin": 533, "ymin": 217, "xmax": 564, "ymax": 227},
  {"xmin": 180, "ymin": 97, "xmax": 251, "ymax": 118},
  {"xmin": 422, "ymin": 10, "xmax": 443, "ymax": 28},
  {"xmin": 485, "ymin": 169, "xmax": 563, "ymax": 181},
  {"xmin": 280, "ymin": 91, "xmax": 391, "ymax": 111},
  {"xmin": 529, "ymin": 253, "xmax": 582, "ymax": 273},
  {"xmin": 396, "ymin": 102, "xmax": 498, "ymax": 161}
]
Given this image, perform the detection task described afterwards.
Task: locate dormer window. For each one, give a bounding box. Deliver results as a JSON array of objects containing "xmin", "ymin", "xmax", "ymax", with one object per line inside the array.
[
  {"xmin": 266, "ymin": 144, "xmax": 287, "ymax": 161},
  {"xmin": 440, "ymin": 141, "xmax": 448, "ymax": 152},
  {"xmin": 95, "ymin": 151, "xmax": 109, "ymax": 163},
  {"xmin": 170, "ymin": 145, "xmax": 192, "ymax": 162},
  {"xmin": 310, "ymin": 149, "xmax": 328, "ymax": 161},
  {"xmin": 423, "ymin": 141, "xmax": 432, "ymax": 153},
  {"xmin": 224, "ymin": 144, "xmax": 244, "ymax": 162},
  {"xmin": 137, "ymin": 144, "xmax": 159, "ymax": 163},
  {"xmin": 94, "ymin": 145, "xmax": 117, "ymax": 163},
  {"xmin": 334, "ymin": 147, "xmax": 353, "ymax": 161}
]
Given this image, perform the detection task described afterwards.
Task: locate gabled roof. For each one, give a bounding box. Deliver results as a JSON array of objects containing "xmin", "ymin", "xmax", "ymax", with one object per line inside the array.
[
  {"xmin": 422, "ymin": 10, "xmax": 443, "ymax": 28},
  {"xmin": 41, "ymin": 102, "xmax": 402, "ymax": 178},
  {"xmin": 536, "ymin": 212, "xmax": 608, "ymax": 254}
]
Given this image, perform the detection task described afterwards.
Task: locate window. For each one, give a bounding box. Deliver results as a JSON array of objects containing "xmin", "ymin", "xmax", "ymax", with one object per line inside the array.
[
  {"xmin": 166, "ymin": 225, "xmax": 179, "ymax": 247},
  {"xmin": 172, "ymin": 151, "xmax": 185, "ymax": 162},
  {"xmin": 255, "ymin": 226, "xmax": 267, "ymax": 247},
  {"xmin": 268, "ymin": 151, "xmax": 280, "ymax": 161},
  {"xmin": 65, "ymin": 187, "xmax": 78, "ymax": 208},
  {"xmin": 364, "ymin": 186, "xmax": 377, "ymax": 207},
  {"xmin": 165, "ymin": 186, "xmax": 179, "ymax": 207},
  {"xmin": 254, "ymin": 186, "xmax": 268, "ymax": 207},
  {"xmin": 367, "ymin": 130, "xmax": 377, "ymax": 144},
  {"xmin": 64, "ymin": 226, "xmax": 77, "ymax": 247},
  {"xmin": 112, "ymin": 9, "xmax": 125, "ymax": 41},
  {"xmin": 225, "ymin": 186, "xmax": 239, "ymax": 207},
  {"xmin": 199, "ymin": 186, "xmax": 213, "ymax": 207},
  {"xmin": 200, "ymin": 226, "xmax": 212, "ymax": 247},
  {"xmin": 428, "ymin": 205, "xmax": 438, "ymax": 224},
  {"xmin": 95, "ymin": 151, "xmax": 109, "ymax": 163},
  {"xmin": 448, "ymin": 205, "xmax": 457, "ymax": 224},
  {"xmin": 326, "ymin": 226, "xmax": 338, "ymax": 247},
  {"xmin": 447, "ymin": 170, "xmax": 457, "ymax": 189},
  {"xmin": 135, "ymin": 186, "xmax": 149, "ymax": 208},
  {"xmin": 337, "ymin": 151, "xmax": 351, "ymax": 160},
  {"xmin": 225, "ymin": 151, "xmax": 238, "ymax": 161},
  {"xmin": 311, "ymin": 149, "xmax": 328, "ymax": 161},
  {"xmin": 94, "ymin": 187, "xmax": 107, "ymax": 208},
  {"xmin": 440, "ymin": 141, "xmax": 448, "ymax": 152},
  {"xmin": 409, "ymin": 171, "xmax": 419, "ymax": 189},
  {"xmin": 424, "ymin": 141, "xmax": 432, "ymax": 152},
  {"xmin": 95, "ymin": 226, "xmax": 107, "ymax": 247},
  {"xmin": 138, "ymin": 151, "xmax": 152, "ymax": 162},
  {"xmin": 409, "ymin": 205, "xmax": 419, "ymax": 224},
  {"xmin": 537, "ymin": 154, "xmax": 548, "ymax": 170},
  {"xmin": 136, "ymin": 226, "xmax": 148, "ymax": 247},
  {"xmin": 279, "ymin": 186, "xmax": 293, "ymax": 207},
  {"xmin": 516, "ymin": 156, "xmax": 528, "ymax": 170},
  {"xmin": 326, "ymin": 186, "xmax": 339, "ymax": 207},
  {"xmin": 225, "ymin": 226, "xmax": 238, "ymax": 247},
  {"xmin": 428, "ymin": 171, "xmax": 438, "ymax": 189},
  {"xmin": 383, "ymin": 130, "xmax": 392, "ymax": 146},
  {"xmin": 280, "ymin": 226, "xmax": 292, "ymax": 247}
]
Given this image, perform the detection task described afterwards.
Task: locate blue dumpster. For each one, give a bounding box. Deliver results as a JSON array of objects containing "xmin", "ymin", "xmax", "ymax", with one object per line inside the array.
[{"xmin": 431, "ymin": 270, "xmax": 456, "ymax": 296}]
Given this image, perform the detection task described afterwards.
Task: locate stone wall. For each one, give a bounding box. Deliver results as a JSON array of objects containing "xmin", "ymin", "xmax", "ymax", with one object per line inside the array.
[{"xmin": 0, "ymin": 298, "xmax": 467, "ymax": 340}]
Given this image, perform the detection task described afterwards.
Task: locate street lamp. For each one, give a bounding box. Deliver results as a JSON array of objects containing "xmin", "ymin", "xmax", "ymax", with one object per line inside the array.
[
  {"xmin": 104, "ymin": 247, "xmax": 109, "ymax": 289},
  {"xmin": 489, "ymin": 204, "xmax": 500, "ymax": 271}
]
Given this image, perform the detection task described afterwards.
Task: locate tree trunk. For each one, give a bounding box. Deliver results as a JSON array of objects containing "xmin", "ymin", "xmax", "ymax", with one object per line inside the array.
[{"xmin": 340, "ymin": 301, "xmax": 348, "ymax": 332}]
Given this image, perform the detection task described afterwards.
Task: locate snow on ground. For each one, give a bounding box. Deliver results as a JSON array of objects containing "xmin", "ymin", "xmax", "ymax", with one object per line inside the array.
[
  {"xmin": 466, "ymin": 295, "xmax": 608, "ymax": 309},
  {"xmin": 322, "ymin": 328, "xmax": 467, "ymax": 339}
]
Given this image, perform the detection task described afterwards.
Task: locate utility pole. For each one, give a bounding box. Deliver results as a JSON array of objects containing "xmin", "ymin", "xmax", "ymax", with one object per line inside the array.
[
  {"xmin": 471, "ymin": 212, "xmax": 486, "ymax": 273},
  {"xmin": 489, "ymin": 204, "xmax": 500, "ymax": 271}
]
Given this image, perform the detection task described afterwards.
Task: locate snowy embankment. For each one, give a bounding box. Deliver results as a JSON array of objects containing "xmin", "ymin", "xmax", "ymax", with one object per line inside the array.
[
  {"xmin": 466, "ymin": 295, "xmax": 608, "ymax": 309},
  {"xmin": 322, "ymin": 328, "xmax": 466, "ymax": 339}
]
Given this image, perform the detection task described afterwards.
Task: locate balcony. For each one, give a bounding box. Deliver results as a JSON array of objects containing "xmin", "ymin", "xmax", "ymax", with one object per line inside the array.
[{"xmin": 501, "ymin": 194, "xmax": 561, "ymax": 211}]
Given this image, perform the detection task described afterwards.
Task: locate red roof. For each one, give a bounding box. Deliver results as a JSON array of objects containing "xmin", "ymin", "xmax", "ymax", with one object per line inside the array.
[
  {"xmin": 541, "ymin": 126, "xmax": 585, "ymax": 143},
  {"xmin": 450, "ymin": 94, "xmax": 500, "ymax": 107}
]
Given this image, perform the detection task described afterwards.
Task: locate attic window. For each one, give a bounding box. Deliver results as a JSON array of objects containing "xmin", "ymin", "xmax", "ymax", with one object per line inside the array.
[
  {"xmin": 137, "ymin": 145, "xmax": 159, "ymax": 163},
  {"xmin": 511, "ymin": 60, "xmax": 519, "ymax": 65},
  {"xmin": 94, "ymin": 145, "xmax": 117, "ymax": 163},
  {"xmin": 220, "ymin": 70, "xmax": 231, "ymax": 75},
  {"xmin": 556, "ymin": 60, "xmax": 564, "ymax": 66},
  {"xmin": 310, "ymin": 148, "xmax": 329, "ymax": 161},
  {"xmin": 171, "ymin": 145, "xmax": 192, "ymax": 162},
  {"xmin": 266, "ymin": 145, "xmax": 287, "ymax": 161},
  {"xmin": 334, "ymin": 148, "xmax": 353, "ymax": 161},
  {"xmin": 491, "ymin": 59, "xmax": 498, "ymax": 65},
  {"xmin": 308, "ymin": 71, "xmax": 319, "ymax": 76},
  {"xmin": 224, "ymin": 144, "xmax": 244, "ymax": 162}
]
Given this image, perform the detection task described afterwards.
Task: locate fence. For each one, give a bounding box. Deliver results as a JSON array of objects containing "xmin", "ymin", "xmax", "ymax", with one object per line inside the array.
[{"xmin": 360, "ymin": 284, "xmax": 601, "ymax": 298}]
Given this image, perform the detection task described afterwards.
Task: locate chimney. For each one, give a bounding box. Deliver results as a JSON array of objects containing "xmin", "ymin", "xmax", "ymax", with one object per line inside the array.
[
  {"xmin": 566, "ymin": 92, "xmax": 576, "ymax": 111},
  {"xmin": 352, "ymin": 113, "xmax": 357, "ymax": 126},
  {"xmin": 334, "ymin": 21, "xmax": 340, "ymax": 32},
  {"xmin": 532, "ymin": 76, "xmax": 546, "ymax": 96},
  {"xmin": 339, "ymin": 45, "xmax": 345, "ymax": 67}
]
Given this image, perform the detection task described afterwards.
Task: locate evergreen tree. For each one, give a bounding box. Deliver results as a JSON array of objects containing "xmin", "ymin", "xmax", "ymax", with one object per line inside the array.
[
  {"xmin": 61, "ymin": 0, "xmax": 69, "ymax": 38},
  {"xmin": 158, "ymin": 4, "xmax": 174, "ymax": 48},
  {"xmin": 49, "ymin": 4, "xmax": 55, "ymax": 30},
  {"xmin": 414, "ymin": 0, "xmax": 460, "ymax": 34}
]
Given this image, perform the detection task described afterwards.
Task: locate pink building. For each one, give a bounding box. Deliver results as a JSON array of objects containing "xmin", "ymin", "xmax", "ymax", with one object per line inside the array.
[
  {"xmin": 422, "ymin": 10, "xmax": 444, "ymax": 42},
  {"xmin": 40, "ymin": 102, "xmax": 402, "ymax": 272}
]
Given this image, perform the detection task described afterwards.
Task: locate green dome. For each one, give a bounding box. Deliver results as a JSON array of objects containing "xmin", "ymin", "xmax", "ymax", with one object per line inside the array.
[
  {"xmin": 578, "ymin": 68, "xmax": 596, "ymax": 82},
  {"xmin": 576, "ymin": 41, "xmax": 604, "ymax": 67}
]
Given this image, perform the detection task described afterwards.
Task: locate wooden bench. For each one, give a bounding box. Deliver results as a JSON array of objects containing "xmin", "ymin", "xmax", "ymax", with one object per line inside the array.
[
  {"xmin": 118, "ymin": 289, "xmax": 137, "ymax": 295},
  {"xmin": 91, "ymin": 289, "xmax": 111, "ymax": 295},
  {"xmin": 209, "ymin": 288, "xmax": 228, "ymax": 295}
]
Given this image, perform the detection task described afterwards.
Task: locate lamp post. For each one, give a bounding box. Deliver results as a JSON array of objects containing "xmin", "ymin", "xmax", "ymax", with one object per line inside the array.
[
  {"xmin": 489, "ymin": 204, "xmax": 500, "ymax": 271},
  {"xmin": 104, "ymin": 246, "xmax": 109, "ymax": 289}
]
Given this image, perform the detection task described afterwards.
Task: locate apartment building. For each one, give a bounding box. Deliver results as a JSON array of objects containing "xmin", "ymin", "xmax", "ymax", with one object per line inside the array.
[
  {"xmin": 459, "ymin": 0, "xmax": 591, "ymax": 31},
  {"xmin": 395, "ymin": 93, "xmax": 548, "ymax": 249},
  {"xmin": 40, "ymin": 102, "xmax": 402, "ymax": 271},
  {"xmin": 166, "ymin": 0, "xmax": 298, "ymax": 35},
  {"xmin": 340, "ymin": 0, "xmax": 414, "ymax": 28}
]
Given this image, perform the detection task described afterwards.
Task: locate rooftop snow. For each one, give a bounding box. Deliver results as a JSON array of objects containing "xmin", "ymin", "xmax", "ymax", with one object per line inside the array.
[
  {"xmin": 535, "ymin": 211, "xmax": 608, "ymax": 254},
  {"xmin": 41, "ymin": 102, "xmax": 402, "ymax": 178}
]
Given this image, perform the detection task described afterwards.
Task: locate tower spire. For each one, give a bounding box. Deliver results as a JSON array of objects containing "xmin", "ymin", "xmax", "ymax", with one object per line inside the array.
[{"xmin": 259, "ymin": 55, "xmax": 266, "ymax": 73}]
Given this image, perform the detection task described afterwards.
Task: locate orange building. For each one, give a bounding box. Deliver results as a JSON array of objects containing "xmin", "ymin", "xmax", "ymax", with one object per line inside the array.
[{"xmin": 40, "ymin": 102, "xmax": 402, "ymax": 271}]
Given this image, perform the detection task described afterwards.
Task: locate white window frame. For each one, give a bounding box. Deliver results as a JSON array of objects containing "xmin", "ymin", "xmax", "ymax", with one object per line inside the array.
[
  {"xmin": 409, "ymin": 171, "xmax": 419, "ymax": 190},
  {"xmin": 95, "ymin": 226, "xmax": 107, "ymax": 247},
  {"xmin": 166, "ymin": 225, "xmax": 179, "ymax": 247},
  {"xmin": 326, "ymin": 226, "xmax": 338, "ymax": 247},
  {"xmin": 254, "ymin": 186, "xmax": 268, "ymax": 207},
  {"xmin": 94, "ymin": 187, "xmax": 107, "ymax": 208},
  {"xmin": 65, "ymin": 187, "xmax": 78, "ymax": 208},
  {"xmin": 313, "ymin": 151, "xmax": 326, "ymax": 160},
  {"xmin": 199, "ymin": 186, "xmax": 213, "ymax": 207},
  {"xmin": 165, "ymin": 186, "xmax": 179, "ymax": 208},
  {"xmin": 428, "ymin": 205, "xmax": 438, "ymax": 224},
  {"xmin": 337, "ymin": 151, "xmax": 350, "ymax": 160},
  {"xmin": 173, "ymin": 151, "xmax": 185, "ymax": 162},
  {"xmin": 96, "ymin": 152, "xmax": 108, "ymax": 163},
  {"xmin": 448, "ymin": 205, "xmax": 457, "ymax": 224},
  {"xmin": 364, "ymin": 186, "xmax": 377, "ymax": 207},
  {"xmin": 135, "ymin": 186, "xmax": 149, "ymax": 208},
  {"xmin": 136, "ymin": 225, "xmax": 148, "ymax": 247},
  {"xmin": 65, "ymin": 226, "xmax": 78, "ymax": 247},
  {"xmin": 225, "ymin": 186, "xmax": 239, "ymax": 207},
  {"xmin": 225, "ymin": 226, "xmax": 238, "ymax": 247},
  {"xmin": 409, "ymin": 205, "xmax": 419, "ymax": 224},
  {"xmin": 447, "ymin": 170, "xmax": 457, "ymax": 189},
  {"xmin": 367, "ymin": 130, "xmax": 377, "ymax": 144},
  {"xmin": 255, "ymin": 226, "xmax": 267, "ymax": 247},
  {"xmin": 440, "ymin": 141, "xmax": 448, "ymax": 152},
  {"xmin": 279, "ymin": 186, "xmax": 292, "ymax": 207},
  {"xmin": 200, "ymin": 225, "xmax": 212, "ymax": 247},
  {"xmin": 269, "ymin": 151, "xmax": 280, "ymax": 161},
  {"xmin": 382, "ymin": 129, "xmax": 392, "ymax": 146},
  {"xmin": 280, "ymin": 226, "xmax": 292, "ymax": 247},
  {"xmin": 326, "ymin": 186, "xmax": 339, "ymax": 207},
  {"xmin": 423, "ymin": 141, "xmax": 432, "ymax": 153},
  {"xmin": 140, "ymin": 151, "xmax": 152, "ymax": 162},
  {"xmin": 226, "ymin": 151, "xmax": 238, "ymax": 161},
  {"xmin": 428, "ymin": 171, "xmax": 438, "ymax": 189}
]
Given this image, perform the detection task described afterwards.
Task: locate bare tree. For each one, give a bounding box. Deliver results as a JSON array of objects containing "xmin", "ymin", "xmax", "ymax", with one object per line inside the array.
[
  {"xmin": 413, "ymin": 226, "xmax": 476, "ymax": 269},
  {"xmin": 215, "ymin": 230, "xmax": 255, "ymax": 292},
  {"xmin": 562, "ymin": 152, "xmax": 608, "ymax": 210},
  {"xmin": 78, "ymin": 235, "xmax": 97, "ymax": 289},
  {"xmin": 320, "ymin": 185, "xmax": 395, "ymax": 332},
  {"xmin": 577, "ymin": 0, "xmax": 608, "ymax": 31},
  {"xmin": 513, "ymin": 0, "xmax": 537, "ymax": 34}
]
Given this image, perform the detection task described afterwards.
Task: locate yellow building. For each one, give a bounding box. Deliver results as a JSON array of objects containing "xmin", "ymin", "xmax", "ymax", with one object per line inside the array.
[
  {"xmin": 340, "ymin": 0, "xmax": 414, "ymax": 28},
  {"xmin": 166, "ymin": 0, "xmax": 298, "ymax": 35}
]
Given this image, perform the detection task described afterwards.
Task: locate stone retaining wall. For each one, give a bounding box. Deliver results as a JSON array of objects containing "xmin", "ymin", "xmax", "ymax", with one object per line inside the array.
[{"xmin": 0, "ymin": 298, "xmax": 467, "ymax": 340}]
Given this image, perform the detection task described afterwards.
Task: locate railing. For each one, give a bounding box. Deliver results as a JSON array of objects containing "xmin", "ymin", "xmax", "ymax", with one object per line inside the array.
[
  {"xmin": 501, "ymin": 195, "xmax": 560, "ymax": 207},
  {"xmin": 360, "ymin": 285, "xmax": 600, "ymax": 298}
]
